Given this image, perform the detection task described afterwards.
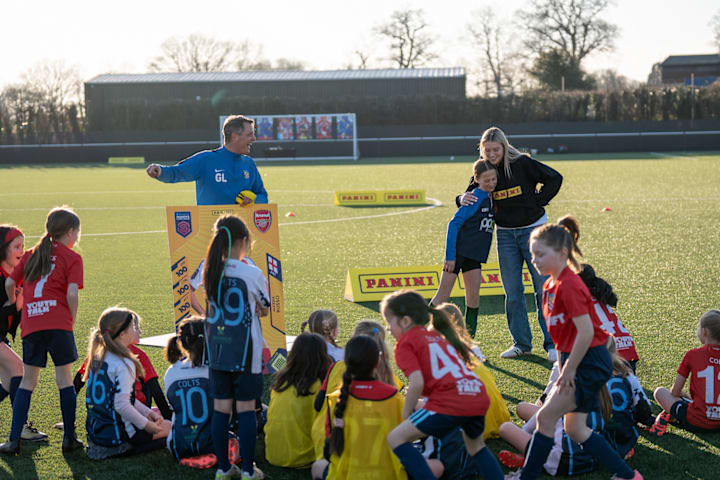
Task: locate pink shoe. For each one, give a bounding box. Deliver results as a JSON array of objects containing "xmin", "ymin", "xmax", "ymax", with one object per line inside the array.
[{"xmin": 611, "ymin": 470, "xmax": 643, "ymax": 480}]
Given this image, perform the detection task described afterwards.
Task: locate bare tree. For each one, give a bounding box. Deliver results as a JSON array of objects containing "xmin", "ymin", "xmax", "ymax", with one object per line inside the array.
[
  {"xmin": 647, "ymin": 62, "xmax": 663, "ymax": 86},
  {"xmin": 711, "ymin": 10, "xmax": 720, "ymax": 52},
  {"xmin": 354, "ymin": 50, "xmax": 370, "ymax": 70},
  {"xmin": 467, "ymin": 7, "xmax": 521, "ymax": 97},
  {"xmin": 148, "ymin": 34, "xmax": 265, "ymax": 72},
  {"xmin": 375, "ymin": 8, "xmax": 437, "ymax": 68},
  {"xmin": 517, "ymin": 0, "xmax": 619, "ymax": 70},
  {"xmin": 20, "ymin": 61, "xmax": 82, "ymax": 139},
  {"xmin": 594, "ymin": 69, "xmax": 639, "ymax": 90},
  {"xmin": 0, "ymin": 84, "xmax": 43, "ymax": 143}
]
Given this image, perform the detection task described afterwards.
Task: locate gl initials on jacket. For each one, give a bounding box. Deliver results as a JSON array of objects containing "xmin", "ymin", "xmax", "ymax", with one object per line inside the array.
[{"xmin": 214, "ymin": 169, "xmax": 227, "ymax": 183}]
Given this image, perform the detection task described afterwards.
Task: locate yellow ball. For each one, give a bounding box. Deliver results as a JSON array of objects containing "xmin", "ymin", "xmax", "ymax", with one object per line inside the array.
[{"xmin": 235, "ymin": 190, "xmax": 257, "ymax": 206}]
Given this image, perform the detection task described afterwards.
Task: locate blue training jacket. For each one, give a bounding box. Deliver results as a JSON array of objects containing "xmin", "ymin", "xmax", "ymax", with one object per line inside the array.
[
  {"xmin": 445, "ymin": 188, "xmax": 494, "ymax": 262},
  {"xmin": 157, "ymin": 147, "xmax": 268, "ymax": 206}
]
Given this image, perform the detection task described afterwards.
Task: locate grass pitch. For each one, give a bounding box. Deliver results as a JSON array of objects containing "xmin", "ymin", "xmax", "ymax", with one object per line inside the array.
[{"xmin": 1, "ymin": 151, "xmax": 720, "ymax": 479}]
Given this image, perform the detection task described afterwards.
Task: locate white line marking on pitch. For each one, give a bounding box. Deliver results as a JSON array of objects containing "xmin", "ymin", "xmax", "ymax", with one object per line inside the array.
[
  {"xmin": 650, "ymin": 152, "xmax": 700, "ymax": 160},
  {"xmin": 2, "ymin": 203, "xmax": 334, "ymax": 212},
  {"xmin": 22, "ymin": 198, "xmax": 443, "ymax": 238},
  {"xmin": 0, "ymin": 188, "xmax": 333, "ymax": 197}
]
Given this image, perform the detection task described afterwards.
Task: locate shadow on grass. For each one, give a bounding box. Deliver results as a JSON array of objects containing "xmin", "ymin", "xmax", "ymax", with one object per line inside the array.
[
  {"xmin": 485, "ymin": 359, "xmax": 550, "ymax": 391},
  {"xmin": 0, "ymin": 442, "xmax": 43, "ymax": 479},
  {"xmin": 354, "ymin": 296, "xmax": 511, "ymax": 317}
]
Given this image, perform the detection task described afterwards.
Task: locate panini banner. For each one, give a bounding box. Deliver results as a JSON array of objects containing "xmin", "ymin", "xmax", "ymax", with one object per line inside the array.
[
  {"xmin": 344, "ymin": 263, "xmax": 533, "ymax": 302},
  {"xmin": 166, "ymin": 204, "xmax": 287, "ymax": 372},
  {"xmin": 334, "ymin": 189, "xmax": 426, "ymax": 206}
]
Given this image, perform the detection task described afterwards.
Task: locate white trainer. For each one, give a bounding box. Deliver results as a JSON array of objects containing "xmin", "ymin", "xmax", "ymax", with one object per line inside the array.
[{"xmin": 500, "ymin": 346, "xmax": 530, "ymax": 359}]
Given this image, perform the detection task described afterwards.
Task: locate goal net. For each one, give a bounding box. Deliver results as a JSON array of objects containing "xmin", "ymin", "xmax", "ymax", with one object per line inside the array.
[{"xmin": 219, "ymin": 113, "xmax": 358, "ymax": 161}]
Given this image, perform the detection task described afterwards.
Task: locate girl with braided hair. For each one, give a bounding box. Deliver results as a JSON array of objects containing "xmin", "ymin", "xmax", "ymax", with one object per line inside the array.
[
  {"xmin": 301, "ymin": 310, "xmax": 344, "ymax": 362},
  {"xmin": 311, "ymin": 335, "xmax": 407, "ymax": 480},
  {"xmin": 382, "ymin": 290, "xmax": 504, "ymax": 480},
  {"xmin": 203, "ymin": 214, "xmax": 270, "ymax": 480}
]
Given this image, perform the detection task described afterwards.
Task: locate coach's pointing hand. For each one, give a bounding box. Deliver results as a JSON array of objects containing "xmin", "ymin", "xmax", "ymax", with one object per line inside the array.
[{"xmin": 146, "ymin": 164, "xmax": 162, "ymax": 178}]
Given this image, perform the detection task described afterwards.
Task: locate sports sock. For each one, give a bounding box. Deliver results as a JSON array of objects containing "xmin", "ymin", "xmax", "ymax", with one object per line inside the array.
[
  {"xmin": 9, "ymin": 376, "xmax": 21, "ymax": 404},
  {"xmin": 392, "ymin": 442, "xmax": 436, "ymax": 480},
  {"xmin": 465, "ymin": 306, "xmax": 479, "ymax": 337},
  {"xmin": 0, "ymin": 384, "xmax": 7, "ymax": 403},
  {"xmin": 236, "ymin": 410, "xmax": 257, "ymax": 475},
  {"xmin": 581, "ymin": 432, "xmax": 635, "ymax": 478},
  {"xmin": 9, "ymin": 388, "xmax": 32, "ymax": 441},
  {"xmin": 59, "ymin": 386, "xmax": 77, "ymax": 439},
  {"xmin": 470, "ymin": 446, "xmax": 503, "ymax": 480},
  {"xmin": 212, "ymin": 411, "xmax": 231, "ymax": 473},
  {"xmin": 519, "ymin": 430, "xmax": 554, "ymax": 479}
]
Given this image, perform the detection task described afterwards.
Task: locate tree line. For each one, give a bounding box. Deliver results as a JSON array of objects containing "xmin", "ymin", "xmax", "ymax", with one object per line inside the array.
[{"xmin": 2, "ymin": 0, "xmax": 720, "ymax": 143}]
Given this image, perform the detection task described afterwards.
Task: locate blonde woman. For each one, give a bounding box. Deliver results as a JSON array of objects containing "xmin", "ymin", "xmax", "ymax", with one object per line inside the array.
[{"xmin": 458, "ymin": 127, "xmax": 563, "ymax": 361}]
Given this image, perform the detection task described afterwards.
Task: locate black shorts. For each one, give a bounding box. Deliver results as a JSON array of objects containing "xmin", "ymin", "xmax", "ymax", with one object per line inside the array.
[
  {"xmin": 127, "ymin": 429, "xmax": 166, "ymax": 455},
  {"xmin": 22, "ymin": 330, "xmax": 78, "ymax": 367},
  {"xmin": 409, "ymin": 408, "xmax": 485, "ymax": 440},
  {"xmin": 209, "ymin": 369, "xmax": 262, "ymax": 401},
  {"xmin": 669, "ymin": 398, "xmax": 720, "ymax": 432},
  {"xmin": 559, "ymin": 345, "xmax": 612, "ymax": 413},
  {"xmin": 452, "ymin": 254, "xmax": 482, "ymax": 275}
]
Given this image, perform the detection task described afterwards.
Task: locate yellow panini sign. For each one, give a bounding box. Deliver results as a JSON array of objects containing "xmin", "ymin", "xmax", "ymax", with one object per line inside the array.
[
  {"xmin": 334, "ymin": 189, "xmax": 426, "ymax": 206},
  {"xmin": 344, "ymin": 263, "xmax": 533, "ymax": 302},
  {"xmin": 166, "ymin": 204, "xmax": 286, "ymax": 371}
]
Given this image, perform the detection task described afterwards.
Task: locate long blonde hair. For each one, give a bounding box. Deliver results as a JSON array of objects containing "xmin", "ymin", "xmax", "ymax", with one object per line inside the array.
[
  {"xmin": 83, "ymin": 307, "xmax": 144, "ymax": 381},
  {"xmin": 478, "ymin": 126, "xmax": 525, "ymax": 179},
  {"xmin": 352, "ymin": 320, "xmax": 395, "ymax": 386}
]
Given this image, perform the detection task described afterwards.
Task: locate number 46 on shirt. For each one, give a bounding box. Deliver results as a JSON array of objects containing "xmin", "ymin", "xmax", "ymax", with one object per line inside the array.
[{"xmin": 429, "ymin": 343, "xmax": 474, "ymax": 380}]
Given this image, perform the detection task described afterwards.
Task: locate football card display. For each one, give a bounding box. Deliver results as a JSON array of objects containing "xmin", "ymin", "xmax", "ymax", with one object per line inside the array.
[
  {"xmin": 256, "ymin": 117, "xmax": 273, "ymax": 140},
  {"xmin": 165, "ymin": 204, "xmax": 287, "ymax": 372},
  {"xmin": 315, "ymin": 115, "xmax": 332, "ymax": 139},
  {"xmin": 295, "ymin": 116, "xmax": 312, "ymax": 140},
  {"xmin": 276, "ymin": 117, "xmax": 294, "ymax": 140}
]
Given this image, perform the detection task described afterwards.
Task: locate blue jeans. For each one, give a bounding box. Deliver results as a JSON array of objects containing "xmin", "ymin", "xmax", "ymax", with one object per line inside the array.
[{"xmin": 496, "ymin": 226, "xmax": 553, "ymax": 353}]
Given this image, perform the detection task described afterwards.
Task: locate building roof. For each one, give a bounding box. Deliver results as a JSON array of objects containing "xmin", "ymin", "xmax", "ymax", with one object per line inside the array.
[
  {"xmin": 86, "ymin": 68, "xmax": 466, "ymax": 84},
  {"xmin": 661, "ymin": 54, "xmax": 720, "ymax": 67}
]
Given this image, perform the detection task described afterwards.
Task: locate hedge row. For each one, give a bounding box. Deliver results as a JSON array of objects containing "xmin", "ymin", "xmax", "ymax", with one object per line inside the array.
[{"xmin": 87, "ymin": 85, "xmax": 720, "ymax": 132}]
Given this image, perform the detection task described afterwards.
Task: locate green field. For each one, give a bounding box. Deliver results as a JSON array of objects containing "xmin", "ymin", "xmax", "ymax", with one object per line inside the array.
[{"xmin": 1, "ymin": 152, "xmax": 719, "ymax": 479}]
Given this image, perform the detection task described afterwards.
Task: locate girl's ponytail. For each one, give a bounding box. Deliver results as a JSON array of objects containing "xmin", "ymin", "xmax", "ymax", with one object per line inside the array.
[
  {"xmin": 164, "ymin": 336, "xmax": 183, "ymax": 364},
  {"xmin": 329, "ymin": 369, "xmax": 352, "ymax": 456},
  {"xmin": 599, "ymin": 384, "xmax": 612, "ymax": 422},
  {"xmin": 24, "ymin": 234, "xmax": 53, "ymax": 284},
  {"xmin": 557, "ymin": 215, "xmax": 583, "ymax": 271},
  {"xmin": 203, "ymin": 215, "xmax": 250, "ymax": 306},
  {"xmin": 579, "ymin": 264, "xmax": 618, "ymax": 307},
  {"xmin": 429, "ymin": 305, "xmax": 475, "ymax": 367}
]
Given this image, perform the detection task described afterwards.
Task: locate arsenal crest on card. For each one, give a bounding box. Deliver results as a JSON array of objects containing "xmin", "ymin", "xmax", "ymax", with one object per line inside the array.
[{"xmin": 254, "ymin": 210, "xmax": 272, "ymax": 233}]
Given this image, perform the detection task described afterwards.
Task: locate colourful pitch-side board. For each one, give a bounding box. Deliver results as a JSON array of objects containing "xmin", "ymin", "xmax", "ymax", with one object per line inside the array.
[{"xmin": 166, "ymin": 204, "xmax": 287, "ymax": 372}]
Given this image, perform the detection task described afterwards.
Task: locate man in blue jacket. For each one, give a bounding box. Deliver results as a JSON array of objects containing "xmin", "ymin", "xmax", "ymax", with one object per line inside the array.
[{"xmin": 146, "ymin": 115, "xmax": 268, "ymax": 206}]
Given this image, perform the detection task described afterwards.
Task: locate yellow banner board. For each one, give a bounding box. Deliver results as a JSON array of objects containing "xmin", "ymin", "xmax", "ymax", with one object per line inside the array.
[
  {"xmin": 344, "ymin": 263, "xmax": 533, "ymax": 302},
  {"xmin": 334, "ymin": 189, "xmax": 426, "ymax": 206},
  {"xmin": 166, "ymin": 204, "xmax": 286, "ymax": 372},
  {"xmin": 108, "ymin": 156, "xmax": 145, "ymax": 164}
]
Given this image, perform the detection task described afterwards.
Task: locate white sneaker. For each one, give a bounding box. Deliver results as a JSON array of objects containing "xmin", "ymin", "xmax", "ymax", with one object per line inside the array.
[
  {"xmin": 21, "ymin": 422, "xmax": 48, "ymax": 442},
  {"xmin": 500, "ymin": 346, "xmax": 529, "ymax": 359},
  {"xmin": 505, "ymin": 470, "xmax": 523, "ymax": 479},
  {"xmin": 547, "ymin": 348, "xmax": 558, "ymax": 363},
  {"xmin": 215, "ymin": 464, "xmax": 243, "ymax": 480},
  {"xmin": 241, "ymin": 466, "xmax": 264, "ymax": 480},
  {"xmin": 472, "ymin": 345, "xmax": 487, "ymax": 362}
]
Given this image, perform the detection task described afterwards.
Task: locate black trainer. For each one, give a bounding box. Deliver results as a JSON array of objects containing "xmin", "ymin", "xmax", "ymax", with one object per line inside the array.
[
  {"xmin": 0, "ymin": 439, "xmax": 21, "ymax": 455},
  {"xmin": 61, "ymin": 436, "xmax": 84, "ymax": 453}
]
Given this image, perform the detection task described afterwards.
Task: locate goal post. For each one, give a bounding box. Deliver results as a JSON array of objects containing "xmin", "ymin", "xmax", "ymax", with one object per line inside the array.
[{"xmin": 219, "ymin": 113, "xmax": 358, "ymax": 161}]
